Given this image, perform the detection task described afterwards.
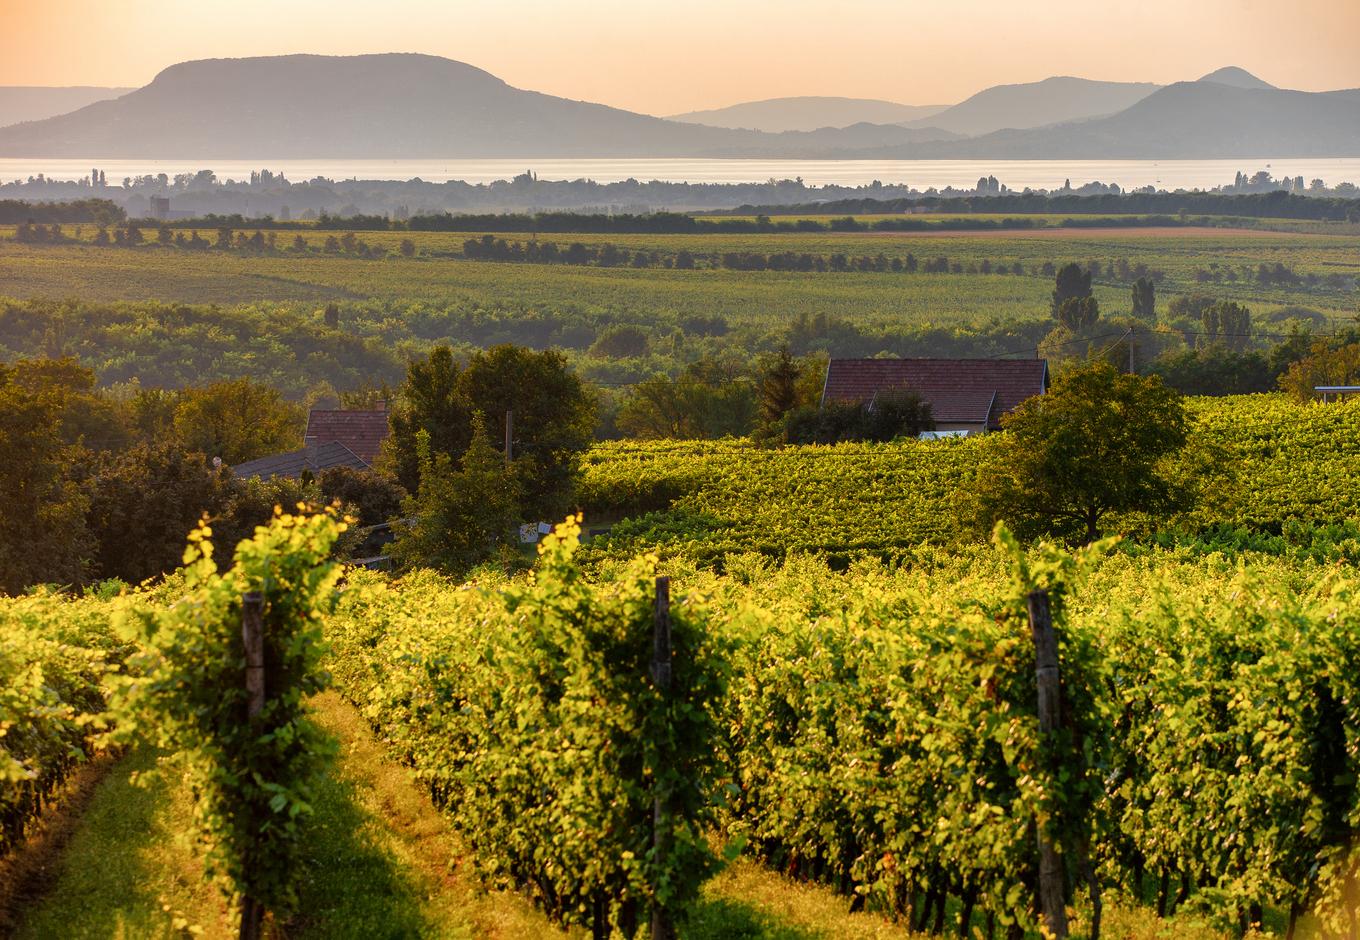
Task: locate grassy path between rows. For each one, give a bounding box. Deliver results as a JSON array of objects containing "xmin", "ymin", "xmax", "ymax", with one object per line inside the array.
[
  {"xmin": 7, "ymin": 691, "xmax": 933, "ymax": 939},
  {"xmin": 9, "ymin": 688, "xmax": 1253, "ymax": 939}
]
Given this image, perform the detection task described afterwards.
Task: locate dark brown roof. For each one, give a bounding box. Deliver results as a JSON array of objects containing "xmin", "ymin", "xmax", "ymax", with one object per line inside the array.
[
  {"xmin": 823, "ymin": 358, "xmax": 1048, "ymax": 430},
  {"xmin": 232, "ymin": 440, "xmax": 370, "ymax": 481},
  {"xmin": 304, "ymin": 406, "xmax": 390, "ymax": 463}
]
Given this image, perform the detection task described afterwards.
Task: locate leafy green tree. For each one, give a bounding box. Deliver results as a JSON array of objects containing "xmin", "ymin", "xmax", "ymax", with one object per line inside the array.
[
  {"xmin": 974, "ymin": 361, "xmax": 1188, "ymax": 543},
  {"xmin": 757, "ymin": 344, "xmax": 802, "ymax": 429},
  {"xmin": 1279, "ymin": 341, "xmax": 1360, "ymax": 401},
  {"xmin": 1201, "ymin": 301, "xmax": 1252, "ymax": 352},
  {"xmin": 589, "ymin": 325, "xmax": 650, "ymax": 359},
  {"xmin": 0, "ymin": 366, "xmax": 92, "ymax": 593},
  {"xmin": 390, "ymin": 422, "xmax": 519, "ymax": 576},
  {"xmin": 617, "ymin": 360, "xmax": 756, "ymax": 440},
  {"xmin": 782, "ymin": 391, "xmax": 933, "ymax": 445},
  {"xmin": 387, "ymin": 345, "xmax": 594, "ymax": 520},
  {"xmin": 1131, "ymin": 277, "xmax": 1156, "ymax": 321},
  {"xmin": 318, "ymin": 466, "xmax": 406, "ymax": 527},
  {"xmin": 173, "ymin": 378, "xmax": 304, "ymax": 465},
  {"xmin": 1057, "ymin": 295, "xmax": 1100, "ymax": 332},
  {"xmin": 85, "ymin": 441, "xmax": 236, "ymax": 583},
  {"xmin": 10, "ymin": 357, "xmax": 132, "ymax": 451},
  {"xmin": 1051, "ymin": 262, "xmax": 1093, "ymax": 317}
]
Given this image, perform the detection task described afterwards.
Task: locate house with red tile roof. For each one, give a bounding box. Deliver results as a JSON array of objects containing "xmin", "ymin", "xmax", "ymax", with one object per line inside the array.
[
  {"xmin": 303, "ymin": 404, "xmax": 390, "ymax": 464},
  {"xmin": 821, "ymin": 358, "xmax": 1049, "ymax": 435}
]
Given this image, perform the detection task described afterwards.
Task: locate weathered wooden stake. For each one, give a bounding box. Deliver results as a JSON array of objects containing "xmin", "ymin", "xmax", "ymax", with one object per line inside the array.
[
  {"xmin": 242, "ymin": 591, "xmax": 265, "ymax": 720},
  {"xmin": 1027, "ymin": 589, "xmax": 1069, "ymax": 939},
  {"xmin": 240, "ymin": 591, "xmax": 265, "ymax": 940},
  {"xmin": 650, "ymin": 576, "xmax": 674, "ymax": 940}
]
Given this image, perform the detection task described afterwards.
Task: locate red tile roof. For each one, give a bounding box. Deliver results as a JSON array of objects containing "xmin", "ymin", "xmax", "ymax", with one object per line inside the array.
[
  {"xmin": 822, "ymin": 358, "xmax": 1048, "ymax": 430},
  {"xmin": 304, "ymin": 406, "xmax": 390, "ymax": 463}
]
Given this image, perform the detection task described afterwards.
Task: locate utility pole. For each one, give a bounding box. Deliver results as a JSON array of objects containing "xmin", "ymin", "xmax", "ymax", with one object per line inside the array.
[
  {"xmin": 1127, "ymin": 328, "xmax": 1135, "ymax": 374},
  {"xmin": 504, "ymin": 409, "xmax": 513, "ymax": 465}
]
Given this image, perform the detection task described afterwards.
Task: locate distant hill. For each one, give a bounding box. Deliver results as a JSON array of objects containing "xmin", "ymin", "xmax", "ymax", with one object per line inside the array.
[
  {"xmin": 905, "ymin": 76, "xmax": 1162, "ymax": 136},
  {"xmin": 0, "ymin": 55, "xmax": 1352, "ymax": 161},
  {"xmin": 0, "ymin": 86, "xmax": 132, "ymax": 129},
  {"xmin": 0, "ymin": 54, "xmax": 953, "ymax": 159},
  {"xmin": 668, "ymin": 97, "xmax": 947, "ymax": 132},
  {"xmin": 900, "ymin": 80, "xmax": 1360, "ymax": 159},
  {"xmin": 1198, "ymin": 66, "xmax": 1275, "ymax": 90}
]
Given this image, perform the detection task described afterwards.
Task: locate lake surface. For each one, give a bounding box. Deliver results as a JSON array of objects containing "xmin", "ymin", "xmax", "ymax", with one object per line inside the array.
[{"xmin": 5, "ymin": 157, "xmax": 1360, "ymax": 191}]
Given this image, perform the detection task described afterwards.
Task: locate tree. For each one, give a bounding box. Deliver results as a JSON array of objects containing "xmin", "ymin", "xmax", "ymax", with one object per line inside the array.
[
  {"xmin": 589, "ymin": 325, "xmax": 650, "ymax": 359},
  {"xmin": 386, "ymin": 344, "xmax": 595, "ymax": 520},
  {"xmin": 1279, "ymin": 341, "xmax": 1360, "ymax": 401},
  {"xmin": 1131, "ymin": 277, "xmax": 1156, "ymax": 322},
  {"xmin": 974, "ymin": 361, "xmax": 1188, "ymax": 544},
  {"xmin": 85, "ymin": 441, "xmax": 236, "ymax": 583},
  {"xmin": 318, "ymin": 466, "xmax": 406, "ymax": 527},
  {"xmin": 9, "ymin": 357, "xmax": 132, "ymax": 451},
  {"xmin": 1201, "ymin": 301, "xmax": 1252, "ymax": 352},
  {"xmin": 782, "ymin": 392, "xmax": 933, "ymax": 445},
  {"xmin": 173, "ymin": 378, "xmax": 304, "ymax": 465},
  {"xmin": 757, "ymin": 344, "xmax": 802, "ymax": 429},
  {"xmin": 0, "ymin": 366, "xmax": 91, "ymax": 592},
  {"xmin": 1057, "ymin": 296, "xmax": 1100, "ymax": 332},
  {"xmin": 389, "ymin": 421, "xmax": 519, "ymax": 576},
  {"xmin": 617, "ymin": 364, "xmax": 756, "ymax": 440},
  {"xmin": 1051, "ymin": 262, "xmax": 1093, "ymax": 318}
]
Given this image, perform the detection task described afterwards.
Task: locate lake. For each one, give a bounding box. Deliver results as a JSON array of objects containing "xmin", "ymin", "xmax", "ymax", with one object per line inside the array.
[{"xmin": 4, "ymin": 157, "xmax": 1360, "ymax": 192}]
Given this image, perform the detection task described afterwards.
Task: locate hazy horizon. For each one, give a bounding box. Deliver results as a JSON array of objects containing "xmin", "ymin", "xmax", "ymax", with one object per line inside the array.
[{"xmin": 4, "ymin": 0, "xmax": 1360, "ymax": 116}]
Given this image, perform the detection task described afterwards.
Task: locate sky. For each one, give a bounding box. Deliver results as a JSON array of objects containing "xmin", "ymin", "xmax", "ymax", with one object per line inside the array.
[{"xmin": 3, "ymin": 0, "xmax": 1359, "ymax": 115}]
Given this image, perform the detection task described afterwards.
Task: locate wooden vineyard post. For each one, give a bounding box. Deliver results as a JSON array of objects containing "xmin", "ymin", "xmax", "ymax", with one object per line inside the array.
[
  {"xmin": 240, "ymin": 591, "xmax": 265, "ymax": 940},
  {"xmin": 650, "ymin": 576, "xmax": 675, "ymax": 940},
  {"xmin": 1027, "ymin": 589, "xmax": 1069, "ymax": 939}
]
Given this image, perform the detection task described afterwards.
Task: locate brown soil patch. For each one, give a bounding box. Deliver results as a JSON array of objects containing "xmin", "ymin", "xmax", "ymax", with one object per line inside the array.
[
  {"xmin": 0, "ymin": 751, "xmax": 119, "ymax": 936},
  {"xmin": 845, "ymin": 225, "xmax": 1317, "ymax": 239}
]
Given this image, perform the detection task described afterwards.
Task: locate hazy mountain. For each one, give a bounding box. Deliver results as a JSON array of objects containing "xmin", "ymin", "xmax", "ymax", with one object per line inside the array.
[
  {"xmin": 1198, "ymin": 66, "xmax": 1275, "ymax": 90},
  {"xmin": 0, "ymin": 54, "xmax": 957, "ymax": 159},
  {"xmin": 0, "ymin": 55, "xmax": 1351, "ymax": 162},
  {"xmin": 905, "ymin": 76, "xmax": 1162, "ymax": 136},
  {"xmin": 668, "ymin": 97, "xmax": 947, "ymax": 133},
  {"xmin": 893, "ymin": 80, "xmax": 1360, "ymax": 159},
  {"xmin": 0, "ymin": 86, "xmax": 132, "ymax": 129}
]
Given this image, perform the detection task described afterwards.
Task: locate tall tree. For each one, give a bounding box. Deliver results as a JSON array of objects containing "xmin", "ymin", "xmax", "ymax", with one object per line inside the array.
[
  {"xmin": 1131, "ymin": 277, "xmax": 1156, "ymax": 322},
  {"xmin": 757, "ymin": 344, "xmax": 802, "ymax": 429},
  {"xmin": 1051, "ymin": 262, "xmax": 1093, "ymax": 318},
  {"xmin": 0, "ymin": 366, "xmax": 92, "ymax": 592},
  {"xmin": 1202, "ymin": 301, "xmax": 1252, "ymax": 352}
]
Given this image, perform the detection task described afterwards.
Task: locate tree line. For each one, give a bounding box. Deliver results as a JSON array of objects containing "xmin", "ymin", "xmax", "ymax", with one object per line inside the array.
[{"xmin": 727, "ymin": 190, "xmax": 1360, "ymax": 222}]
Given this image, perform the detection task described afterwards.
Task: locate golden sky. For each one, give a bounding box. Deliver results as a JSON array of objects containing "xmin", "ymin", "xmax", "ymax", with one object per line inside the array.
[{"xmin": 2, "ymin": 0, "xmax": 1358, "ymax": 114}]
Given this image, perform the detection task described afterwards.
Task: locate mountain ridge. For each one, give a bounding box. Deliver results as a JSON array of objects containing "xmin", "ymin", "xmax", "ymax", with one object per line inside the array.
[
  {"xmin": 0, "ymin": 54, "xmax": 1354, "ymax": 160},
  {"xmin": 669, "ymin": 97, "xmax": 947, "ymax": 133}
]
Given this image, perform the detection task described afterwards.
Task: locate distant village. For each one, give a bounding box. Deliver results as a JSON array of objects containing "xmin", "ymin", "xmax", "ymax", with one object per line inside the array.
[{"xmin": 3, "ymin": 166, "xmax": 1355, "ymax": 219}]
